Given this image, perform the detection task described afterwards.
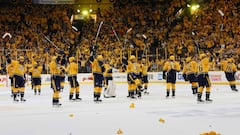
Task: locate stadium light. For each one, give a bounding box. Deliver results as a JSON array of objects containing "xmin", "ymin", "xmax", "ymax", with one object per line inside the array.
[
  {"xmin": 187, "ymin": 3, "xmax": 200, "ymax": 14},
  {"xmin": 191, "ymin": 4, "xmax": 200, "ymax": 11},
  {"xmin": 82, "ymin": 10, "xmax": 89, "ymax": 16},
  {"xmin": 89, "ymin": 9, "xmax": 93, "ymax": 13}
]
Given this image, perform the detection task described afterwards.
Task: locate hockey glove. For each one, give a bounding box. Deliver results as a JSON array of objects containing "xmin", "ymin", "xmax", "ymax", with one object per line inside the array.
[
  {"xmin": 183, "ymin": 74, "xmax": 188, "ymax": 81},
  {"xmin": 163, "ymin": 71, "xmax": 166, "ymax": 80}
]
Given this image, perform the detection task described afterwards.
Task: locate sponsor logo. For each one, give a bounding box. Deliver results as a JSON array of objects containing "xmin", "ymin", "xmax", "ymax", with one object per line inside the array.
[
  {"xmin": 0, "ymin": 77, "xmax": 7, "ymax": 82},
  {"xmin": 45, "ymin": 76, "xmax": 51, "ymax": 82},
  {"xmin": 113, "ymin": 75, "xmax": 126, "ymax": 79},
  {"xmin": 158, "ymin": 73, "xmax": 163, "ymax": 80},
  {"xmin": 82, "ymin": 76, "xmax": 93, "ymax": 81},
  {"xmin": 177, "ymin": 73, "xmax": 184, "ymax": 80},
  {"xmin": 210, "ymin": 75, "xmax": 222, "ymax": 81},
  {"xmin": 148, "ymin": 74, "xmax": 154, "ymax": 80}
]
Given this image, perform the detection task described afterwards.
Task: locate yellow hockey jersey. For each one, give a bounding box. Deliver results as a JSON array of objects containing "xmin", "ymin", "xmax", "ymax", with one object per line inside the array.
[
  {"xmin": 163, "ymin": 61, "xmax": 180, "ymax": 72},
  {"xmin": 6, "ymin": 64, "xmax": 14, "ymax": 77},
  {"xmin": 198, "ymin": 57, "xmax": 209, "ymax": 73},
  {"xmin": 127, "ymin": 61, "xmax": 141, "ymax": 75},
  {"xmin": 220, "ymin": 59, "xmax": 228, "ymax": 71},
  {"xmin": 183, "ymin": 61, "xmax": 197, "ymax": 75},
  {"xmin": 140, "ymin": 64, "xmax": 148, "ymax": 75},
  {"xmin": 67, "ymin": 61, "xmax": 78, "ymax": 76},
  {"xmin": 91, "ymin": 59, "xmax": 104, "ymax": 74},
  {"xmin": 12, "ymin": 60, "xmax": 26, "ymax": 77},
  {"xmin": 49, "ymin": 61, "xmax": 61, "ymax": 76},
  {"xmin": 103, "ymin": 63, "xmax": 112, "ymax": 77},
  {"xmin": 29, "ymin": 66, "xmax": 42, "ymax": 78},
  {"xmin": 225, "ymin": 63, "xmax": 237, "ymax": 73}
]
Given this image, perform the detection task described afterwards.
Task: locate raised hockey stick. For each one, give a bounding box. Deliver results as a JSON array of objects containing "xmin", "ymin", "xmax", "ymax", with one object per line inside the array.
[
  {"xmin": 40, "ymin": 32, "xmax": 60, "ymax": 50},
  {"xmin": 95, "ymin": 21, "xmax": 104, "ymax": 44},
  {"xmin": 141, "ymin": 34, "xmax": 148, "ymax": 58}
]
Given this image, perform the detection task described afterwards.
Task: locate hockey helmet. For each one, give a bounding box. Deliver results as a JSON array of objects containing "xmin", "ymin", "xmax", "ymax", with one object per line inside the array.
[{"xmin": 69, "ymin": 57, "xmax": 75, "ymax": 62}]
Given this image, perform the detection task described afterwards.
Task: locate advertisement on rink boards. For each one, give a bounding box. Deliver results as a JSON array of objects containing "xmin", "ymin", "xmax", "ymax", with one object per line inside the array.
[{"xmin": 0, "ymin": 71, "xmax": 239, "ymax": 87}]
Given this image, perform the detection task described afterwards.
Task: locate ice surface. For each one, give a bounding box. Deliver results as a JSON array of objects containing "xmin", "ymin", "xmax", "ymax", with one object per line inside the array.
[{"xmin": 0, "ymin": 83, "xmax": 239, "ymax": 135}]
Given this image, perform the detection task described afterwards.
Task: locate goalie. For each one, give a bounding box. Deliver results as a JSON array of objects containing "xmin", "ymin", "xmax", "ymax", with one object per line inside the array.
[{"xmin": 103, "ymin": 59, "xmax": 116, "ymax": 98}]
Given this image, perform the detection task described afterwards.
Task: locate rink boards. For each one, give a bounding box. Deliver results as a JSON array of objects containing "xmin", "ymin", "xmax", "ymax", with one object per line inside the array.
[{"xmin": 0, "ymin": 71, "xmax": 240, "ymax": 87}]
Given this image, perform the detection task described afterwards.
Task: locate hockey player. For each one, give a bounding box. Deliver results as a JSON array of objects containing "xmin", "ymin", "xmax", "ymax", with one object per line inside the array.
[
  {"xmin": 11, "ymin": 56, "xmax": 27, "ymax": 102},
  {"xmin": 163, "ymin": 55, "xmax": 180, "ymax": 98},
  {"xmin": 127, "ymin": 55, "xmax": 142, "ymax": 99},
  {"xmin": 6, "ymin": 58, "xmax": 14, "ymax": 97},
  {"xmin": 220, "ymin": 55, "xmax": 228, "ymax": 71},
  {"xmin": 103, "ymin": 59, "xmax": 116, "ymax": 98},
  {"xmin": 49, "ymin": 56, "xmax": 62, "ymax": 106},
  {"xmin": 29, "ymin": 62, "xmax": 42, "ymax": 95},
  {"xmin": 223, "ymin": 58, "xmax": 238, "ymax": 91},
  {"xmin": 67, "ymin": 56, "xmax": 82, "ymax": 101},
  {"xmin": 59, "ymin": 56, "xmax": 66, "ymax": 92},
  {"xmin": 182, "ymin": 56, "xmax": 198, "ymax": 95},
  {"xmin": 140, "ymin": 58, "xmax": 149, "ymax": 95},
  {"xmin": 197, "ymin": 54, "xmax": 212, "ymax": 102},
  {"xmin": 60, "ymin": 66, "xmax": 66, "ymax": 92},
  {"xmin": 90, "ymin": 54, "xmax": 105, "ymax": 102}
]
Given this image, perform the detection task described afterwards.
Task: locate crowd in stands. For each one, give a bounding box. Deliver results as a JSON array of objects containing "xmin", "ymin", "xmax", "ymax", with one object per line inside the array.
[{"xmin": 0, "ymin": 0, "xmax": 240, "ymax": 75}]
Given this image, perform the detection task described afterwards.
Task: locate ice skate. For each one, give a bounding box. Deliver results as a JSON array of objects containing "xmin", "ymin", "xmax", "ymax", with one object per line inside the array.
[
  {"xmin": 130, "ymin": 95, "xmax": 137, "ymax": 100},
  {"xmin": 13, "ymin": 98, "xmax": 19, "ymax": 102},
  {"xmin": 205, "ymin": 92, "xmax": 213, "ymax": 103},
  {"xmin": 172, "ymin": 91, "xmax": 175, "ymax": 98},
  {"xmin": 197, "ymin": 92, "xmax": 204, "ymax": 103},
  {"xmin": 137, "ymin": 91, "xmax": 142, "ymax": 99},
  {"xmin": 166, "ymin": 91, "xmax": 170, "ymax": 98},
  {"xmin": 197, "ymin": 98, "xmax": 205, "ymax": 103},
  {"xmin": 69, "ymin": 94, "xmax": 75, "ymax": 101},
  {"xmin": 143, "ymin": 91, "xmax": 149, "ymax": 95},
  {"xmin": 94, "ymin": 98, "xmax": 102, "ymax": 103},
  {"xmin": 52, "ymin": 103, "xmax": 62, "ymax": 107},
  {"xmin": 75, "ymin": 97, "xmax": 82, "ymax": 101},
  {"xmin": 20, "ymin": 98, "xmax": 26, "ymax": 102},
  {"xmin": 74, "ymin": 93, "xmax": 82, "ymax": 101},
  {"xmin": 69, "ymin": 98, "xmax": 76, "ymax": 101},
  {"xmin": 232, "ymin": 88, "xmax": 238, "ymax": 92},
  {"xmin": 205, "ymin": 98, "xmax": 213, "ymax": 102}
]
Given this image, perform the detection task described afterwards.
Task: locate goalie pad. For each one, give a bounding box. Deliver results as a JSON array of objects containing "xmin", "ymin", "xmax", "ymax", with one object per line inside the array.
[
  {"xmin": 104, "ymin": 80, "xmax": 116, "ymax": 98},
  {"xmin": 234, "ymin": 72, "xmax": 239, "ymax": 80}
]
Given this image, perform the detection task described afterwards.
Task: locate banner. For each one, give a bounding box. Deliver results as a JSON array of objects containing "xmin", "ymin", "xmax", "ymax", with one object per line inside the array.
[{"xmin": 0, "ymin": 71, "xmax": 239, "ymax": 87}]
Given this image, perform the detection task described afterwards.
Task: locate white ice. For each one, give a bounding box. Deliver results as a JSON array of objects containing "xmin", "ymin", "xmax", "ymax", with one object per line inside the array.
[{"xmin": 0, "ymin": 83, "xmax": 239, "ymax": 135}]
